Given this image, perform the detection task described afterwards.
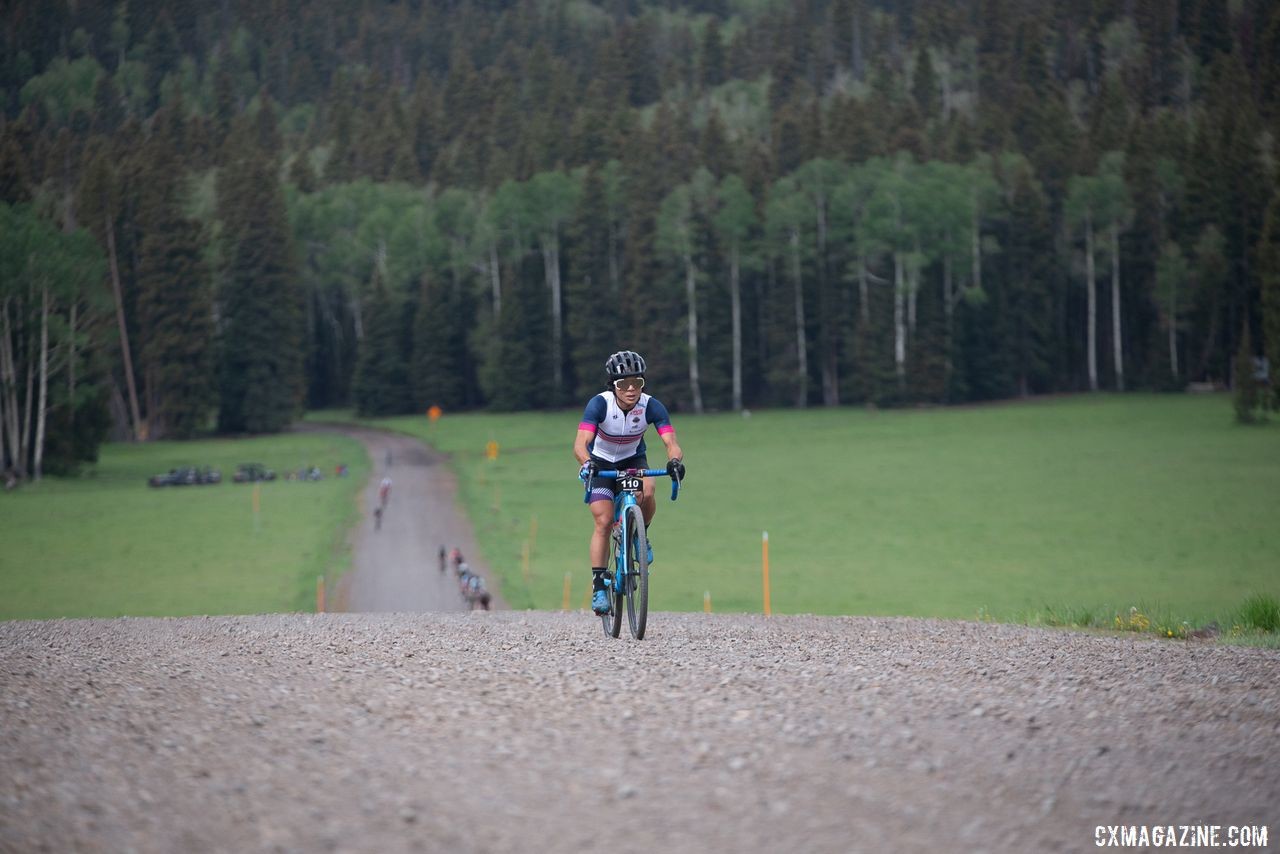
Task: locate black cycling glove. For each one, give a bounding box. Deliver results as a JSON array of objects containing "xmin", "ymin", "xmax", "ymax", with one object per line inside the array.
[{"xmin": 666, "ymin": 458, "xmax": 685, "ymax": 481}]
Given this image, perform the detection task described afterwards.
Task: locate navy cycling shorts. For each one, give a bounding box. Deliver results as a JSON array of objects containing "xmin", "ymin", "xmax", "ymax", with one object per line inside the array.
[{"xmin": 587, "ymin": 453, "xmax": 648, "ymax": 504}]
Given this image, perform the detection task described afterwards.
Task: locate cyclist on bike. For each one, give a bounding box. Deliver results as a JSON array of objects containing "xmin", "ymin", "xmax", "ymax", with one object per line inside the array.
[{"xmin": 574, "ymin": 350, "xmax": 685, "ymax": 615}]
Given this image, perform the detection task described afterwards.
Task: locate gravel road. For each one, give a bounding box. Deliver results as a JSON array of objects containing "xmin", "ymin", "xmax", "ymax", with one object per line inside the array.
[
  {"xmin": 300, "ymin": 424, "xmax": 499, "ymax": 614},
  {"xmin": 2, "ymin": 611, "xmax": 1276, "ymax": 852}
]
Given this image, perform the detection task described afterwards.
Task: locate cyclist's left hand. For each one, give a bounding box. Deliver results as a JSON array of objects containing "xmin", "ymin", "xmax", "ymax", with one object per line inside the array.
[{"xmin": 666, "ymin": 458, "xmax": 685, "ymax": 481}]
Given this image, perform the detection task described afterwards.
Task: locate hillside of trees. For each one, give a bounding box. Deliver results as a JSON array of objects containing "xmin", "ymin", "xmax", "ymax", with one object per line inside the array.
[{"xmin": 2, "ymin": 0, "xmax": 1279, "ymax": 480}]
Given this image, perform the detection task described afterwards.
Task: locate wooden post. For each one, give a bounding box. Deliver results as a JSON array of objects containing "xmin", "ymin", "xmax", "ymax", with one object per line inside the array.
[
  {"xmin": 762, "ymin": 531, "xmax": 771, "ymax": 616},
  {"xmin": 316, "ymin": 575, "xmax": 326, "ymax": 613}
]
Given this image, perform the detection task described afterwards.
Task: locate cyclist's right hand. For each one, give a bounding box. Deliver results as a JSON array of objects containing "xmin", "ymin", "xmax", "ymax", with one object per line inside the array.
[
  {"xmin": 578, "ymin": 460, "xmax": 597, "ymax": 483},
  {"xmin": 666, "ymin": 458, "xmax": 685, "ymax": 481}
]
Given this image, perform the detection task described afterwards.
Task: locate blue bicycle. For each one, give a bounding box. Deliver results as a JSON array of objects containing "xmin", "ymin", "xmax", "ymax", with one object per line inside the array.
[{"xmin": 583, "ymin": 468, "xmax": 681, "ymax": 639}]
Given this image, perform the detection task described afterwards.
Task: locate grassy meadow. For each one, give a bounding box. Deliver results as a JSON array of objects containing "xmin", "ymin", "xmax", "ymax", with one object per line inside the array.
[
  {"xmin": 0, "ymin": 432, "xmax": 368, "ymax": 620},
  {"xmin": 345, "ymin": 394, "xmax": 1279, "ymax": 632}
]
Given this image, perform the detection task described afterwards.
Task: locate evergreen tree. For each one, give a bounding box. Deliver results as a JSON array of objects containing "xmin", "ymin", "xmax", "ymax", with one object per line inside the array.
[
  {"xmin": 410, "ymin": 272, "xmax": 467, "ymax": 412},
  {"xmin": 353, "ymin": 270, "xmax": 412, "ymax": 416},
  {"xmin": 1233, "ymin": 322, "xmax": 1260, "ymax": 423},
  {"xmin": 1002, "ymin": 161, "xmax": 1054, "ymax": 395},
  {"xmin": 700, "ymin": 18, "xmax": 727, "ymax": 89},
  {"xmin": 1260, "ymin": 193, "xmax": 1280, "ymax": 409},
  {"xmin": 0, "ymin": 128, "xmax": 32, "ymax": 204},
  {"xmin": 216, "ymin": 109, "xmax": 305, "ymax": 433},
  {"xmin": 565, "ymin": 166, "xmax": 615, "ymax": 401},
  {"xmin": 911, "ymin": 45, "xmax": 940, "ymax": 120},
  {"xmin": 135, "ymin": 110, "xmax": 215, "ymax": 438}
]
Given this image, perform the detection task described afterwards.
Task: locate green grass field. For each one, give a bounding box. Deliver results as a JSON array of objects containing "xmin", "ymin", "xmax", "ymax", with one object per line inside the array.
[
  {"xmin": 342, "ymin": 395, "xmax": 1279, "ymax": 631},
  {"xmin": 0, "ymin": 432, "xmax": 368, "ymax": 620}
]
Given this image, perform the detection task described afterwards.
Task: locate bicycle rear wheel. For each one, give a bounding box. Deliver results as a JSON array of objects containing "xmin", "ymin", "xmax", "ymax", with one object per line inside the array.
[{"xmin": 624, "ymin": 505, "xmax": 649, "ymax": 639}]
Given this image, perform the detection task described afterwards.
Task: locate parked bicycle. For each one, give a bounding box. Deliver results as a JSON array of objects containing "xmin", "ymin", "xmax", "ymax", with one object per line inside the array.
[{"xmin": 582, "ymin": 467, "xmax": 681, "ymax": 639}]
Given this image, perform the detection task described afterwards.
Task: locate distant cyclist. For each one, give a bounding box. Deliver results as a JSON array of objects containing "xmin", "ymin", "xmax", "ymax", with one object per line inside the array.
[
  {"xmin": 379, "ymin": 476, "xmax": 392, "ymax": 508},
  {"xmin": 574, "ymin": 350, "xmax": 684, "ymax": 615}
]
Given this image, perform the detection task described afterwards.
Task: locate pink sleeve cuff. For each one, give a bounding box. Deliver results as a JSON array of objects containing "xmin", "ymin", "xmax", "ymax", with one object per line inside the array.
[
  {"xmin": 657, "ymin": 425, "xmax": 675, "ymax": 436},
  {"xmin": 578, "ymin": 422, "xmax": 597, "ymax": 434}
]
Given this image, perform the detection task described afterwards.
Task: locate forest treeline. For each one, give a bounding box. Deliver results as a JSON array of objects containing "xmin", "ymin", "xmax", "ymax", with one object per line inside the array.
[{"xmin": 2, "ymin": 0, "xmax": 1280, "ymax": 480}]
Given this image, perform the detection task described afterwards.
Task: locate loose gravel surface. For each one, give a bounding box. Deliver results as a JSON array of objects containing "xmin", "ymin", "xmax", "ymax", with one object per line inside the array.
[{"xmin": 2, "ymin": 612, "xmax": 1276, "ymax": 853}]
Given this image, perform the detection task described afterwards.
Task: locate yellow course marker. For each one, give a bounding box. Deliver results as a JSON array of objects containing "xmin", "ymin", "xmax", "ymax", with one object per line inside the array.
[
  {"xmin": 762, "ymin": 531, "xmax": 771, "ymax": 616},
  {"xmin": 704, "ymin": 590, "xmax": 712, "ymax": 613},
  {"xmin": 316, "ymin": 575, "xmax": 326, "ymax": 613}
]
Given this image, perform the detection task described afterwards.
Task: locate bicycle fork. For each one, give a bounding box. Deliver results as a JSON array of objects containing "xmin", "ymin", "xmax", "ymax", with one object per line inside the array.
[{"xmin": 609, "ymin": 498, "xmax": 636, "ymax": 595}]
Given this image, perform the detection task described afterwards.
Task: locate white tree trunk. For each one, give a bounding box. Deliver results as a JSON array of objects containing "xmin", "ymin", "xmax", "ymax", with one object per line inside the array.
[
  {"xmin": 351, "ymin": 293, "xmax": 364, "ymax": 341},
  {"xmin": 816, "ymin": 203, "xmax": 838, "ymax": 407},
  {"xmin": 0, "ymin": 298, "xmax": 20, "ymax": 473},
  {"xmin": 972, "ymin": 201, "xmax": 982, "ymax": 294},
  {"xmin": 543, "ymin": 239, "xmax": 563, "ymax": 399},
  {"xmin": 943, "ymin": 255, "xmax": 954, "ymax": 385},
  {"xmin": 907, "ymin": 242, "xmax": 919, "ymax": 337},
  {"xmin": 1110, "ymin": 222, "xmax": 1124, "ymax": 392},
  {"xmin": 858, "ymin": 254, "xmax": 870, "ymax": 326},
  {"xmin": 21, "ymin": 355, "xmax": 33, "ymax": 471},
  {"xmin": 1085, "ymin": 213, "xmax": 1098, "ymax": 392},
  {"xmin": 608, "ymin": 221, "xmax": 621, "ymax": 297},
  {"xmin": 893, "ymin": 251, "xmax": 906, "ymax": 385},
  {"xmin": 106, "ymin": 214, "xmax": 143, "ymax": 440},
  {"xmin": 730, "ymin": 246, "xmax": 742, "ymax": 412},
  {"xmin": 34, "ymin": 285, "xmax": 48, "ymax": 481},
  {"xmin": 68, "ymin": 301, "xmax": 77, "ymax": 417},
  {"xmin": 685, "ymin": 253, "xmax": 703, "ymax": 414},
  {"xmin": 489, "ymin": 243, "xmax": 501, "ymax": 320},
  {"xmin": 790, "ymin": 230, "xmax": 807, "ymax": 407}
]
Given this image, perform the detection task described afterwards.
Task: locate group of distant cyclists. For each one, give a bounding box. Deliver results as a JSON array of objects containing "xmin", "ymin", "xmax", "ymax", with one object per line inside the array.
[{"xmin": 439, "ymin": 546, "xmax": 490, "ymax": 610}]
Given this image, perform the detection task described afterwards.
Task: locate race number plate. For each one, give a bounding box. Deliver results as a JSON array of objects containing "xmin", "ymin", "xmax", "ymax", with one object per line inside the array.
[{"xmin": 617, "ymin": 475, "xmax": 643, "ymax": 491}]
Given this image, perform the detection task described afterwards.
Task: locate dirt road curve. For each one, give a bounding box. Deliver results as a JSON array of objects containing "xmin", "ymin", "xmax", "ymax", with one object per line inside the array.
[
  {"xmin": 301, "ymin": 423, "xmax": 496, "ymax": 613},
  {"xmin": 2, "ymin": 612, "xmax": 1276, "ymax": 852}
]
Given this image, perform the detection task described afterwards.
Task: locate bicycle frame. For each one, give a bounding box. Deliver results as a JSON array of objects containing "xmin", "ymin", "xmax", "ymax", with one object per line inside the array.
[{"xmin": 582, "ymin": 468, "xmax": 680, "ymax": 638}]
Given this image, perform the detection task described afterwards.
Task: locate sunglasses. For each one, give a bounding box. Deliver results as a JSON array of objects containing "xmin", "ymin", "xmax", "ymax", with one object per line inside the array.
[{"xmin": 612, "ymin": 377, "xmax": 645, "ymax": 391}]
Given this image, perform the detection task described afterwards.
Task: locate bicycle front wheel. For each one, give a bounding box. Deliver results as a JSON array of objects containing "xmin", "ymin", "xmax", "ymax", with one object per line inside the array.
[
  {"xmin": 623, "ymin": 504, "xmax": 649, "ymax": 639},
  {"xmin": 601, "ymin": 537, "xmax": 624, "ymax": 639}
]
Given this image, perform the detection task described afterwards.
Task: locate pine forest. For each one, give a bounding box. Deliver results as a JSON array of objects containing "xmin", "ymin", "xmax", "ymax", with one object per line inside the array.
[{"xmin": 3, "ymin": 0, "xmax": 1280, "ymax": 479}]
